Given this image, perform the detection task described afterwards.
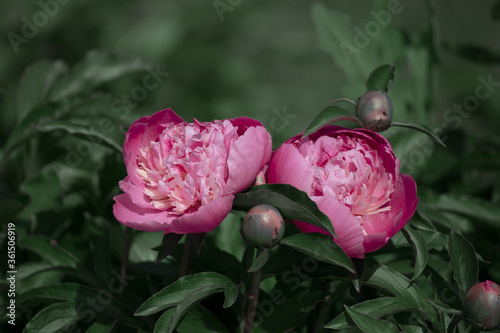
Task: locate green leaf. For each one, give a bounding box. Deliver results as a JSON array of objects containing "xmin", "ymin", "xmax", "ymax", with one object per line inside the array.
[
  {"xmin": 410, "ymin": 210, "xmax": 436, "ymax": 232},
  {"xmin": 88, "ymin": 222, "xmax": 112, "ymax": 285},
  {"xmin": 167, "ymin": 284, "xmax": 229, "ymax": 333},
  {"xmin": 363, "ymin": 263, "xmax": 441, "ymax": 328},
  {"xmin": 85, "ymin": 318, "xmax": 117, "ymax": 333},
  {"xmin": 259, "ymin": 291, "xmax": 325, "ymax": 332},
  {"xmin": 426, "ymin": 298, "xmax": 461, "ymax": 315},
  {"xmin": 4, "ymin": 101, "xmax": 68, "ymax": 154},
  {"xmin": 176, "ymin": 305, "xmax": 229, "ymax": 333},
  {"xmin": 393, "ymin": 312, "xmax": 426, "ymax": 333},
  {"xmin": 23, "ymin": 301, "xmax": 81, "ymax": 333},
  {"xmin": 348, "ymin": 258, "xmax": 364, "ymax": 293},
  {"xmin": 20, "ymin": 168, "xmax": 61, "ymax": 216},
  {"xmin": 36, "ymin": 121, "xmax": 123, "ymax": 153},
  {"xmin": 20, "ymin": 236, "xmax": 99, "ymax": 286},
  {"xmin": 448, "ymin": 232, "xmax": 478, "ymax": 299},
  {"xmin": 17, "ymin": 59, "xmax": 68, "ymax": 122},
  {"xmin": 303, "ymin": 105, "xmax": 360, "ymax": 137},
  {"xmin": 189, "ymin": 233, "xmax": 206, "ymax": 254},
  {"xmin": 188, "ymin": 242, "xmax": 242, "ymax": 284},
  {"xmin": 493, "ymin": 0, "xmax": 500, "ymax": 21},
  {"xmin": 154, "ymin": 308, "xmax": 176, "ymax": 333},
  {"xmin": 49, "ymin": 49, "xmax": 150, "ymax": 100},
  {"xmin": 233, "ymin": 184, "xmax": 336, "ymax": 237},
  {"xmin": 326, "ymin": 297, "xmax": 411, "ymax": 329},
  {"xmin": 422, "ymin": 193, "xmax": 500, "ymax": 228},
  {"xmin": 391, "ymin": 121, "xmax": 446, "ymax": 147},
  {"xmin": 418, "ymin": 229, "xmax": 448, "ymax": 252},
  {"xmin": 135, "ymin": 272, "xmax": 235, "ymax": 316},
  {"xmin": 222, "ymin": 283, "xmax": 241, "ymax": 309},
  {"xmin": 154, "ymin": 233, "xmax": 184, "ymax": 265},
  {"xmin": 247, "ymin": 248, "xmax": 269, "ymax": 273},
  {"xmin": 21, "ymin": 235, "xmax": 79, "ymax": 268},
  {"xmin": 365, "ymin": 64, "xmax": 395, "ymax": 92},
  {"xmin": 16, "ymin": 261, "xmax": 58, "ymax": 280},
  {"xmin": 402, "ymin": 226, "xmax": 428, "ymax": 281},
  {"xmin": 344, "ymin": 305, "xmax": 400, "ymax": 333},
  {"xmin": 426, "ymin": 266, "xmax": 462, "ymax": 309},
  {"xmin": 17, "ymin": 283, "xmax": 136, "ymax": 324},
  {"xmin": 280, "ymin": 233, "xmax": 354, "ymax": 273}
]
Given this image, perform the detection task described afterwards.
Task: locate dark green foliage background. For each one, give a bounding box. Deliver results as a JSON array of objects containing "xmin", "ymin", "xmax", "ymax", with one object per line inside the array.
[{"xmin": 1, "ymin": 0, "xmax": 500, "ymax": 332}]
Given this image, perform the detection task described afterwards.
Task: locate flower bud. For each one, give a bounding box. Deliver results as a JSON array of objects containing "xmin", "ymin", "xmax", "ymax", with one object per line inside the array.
[
  {"xmin": 356, "ymin": 90, "xmax": 393, "ymax": 132},
  {"xmin": 463, "ymin": 280, "xmax": 500, "ymax": 330},
  {"xmin": 241, "ymin": 204, "xmax": 285, "ymax": 249}
]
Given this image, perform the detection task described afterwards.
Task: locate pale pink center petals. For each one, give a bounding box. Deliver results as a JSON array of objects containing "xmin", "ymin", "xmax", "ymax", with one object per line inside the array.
[
  {"xmin": 297, "ymin": 134, "xmax": 396, "ymax": 219},
  {"xmin": 136, "ymin": 120, "xmax": 237, "ymax": 215}
]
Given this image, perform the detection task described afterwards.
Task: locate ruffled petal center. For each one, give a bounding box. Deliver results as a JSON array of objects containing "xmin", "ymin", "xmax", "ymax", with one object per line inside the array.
[
  {"xmin": 136, "ymin": 120, "xmax": 239, "ymax": 214},
  {"xmin": 297, "ymin": 134, "xmax": 396, "ymax": 219}
]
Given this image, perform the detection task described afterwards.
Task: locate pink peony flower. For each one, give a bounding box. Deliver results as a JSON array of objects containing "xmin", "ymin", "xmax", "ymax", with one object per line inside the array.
[
  {"xmin": 266, "ymin": 126, "xmax": 418, "ymax": 258},
  {"xmin": 113, "ymin": 109, "xmax": 272, "ymax": 234}
]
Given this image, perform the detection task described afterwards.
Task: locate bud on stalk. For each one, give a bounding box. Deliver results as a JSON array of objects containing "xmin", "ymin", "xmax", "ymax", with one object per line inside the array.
[
  {"xmin": 356, "ymin": 90, "xmax": 393, "ymax": 132},
  {"xmin": 241, "ymin": 204, "xmax": 285, "ymax": 249},
  {"xmin": 463, "ymin": 280, "xmax": 500, "ymax": 330}
]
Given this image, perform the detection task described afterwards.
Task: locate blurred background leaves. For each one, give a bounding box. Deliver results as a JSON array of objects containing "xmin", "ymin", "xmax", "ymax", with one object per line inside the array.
[{"xmin": 1, "ymin": 0, "xmax": 500, "ymax": 331}]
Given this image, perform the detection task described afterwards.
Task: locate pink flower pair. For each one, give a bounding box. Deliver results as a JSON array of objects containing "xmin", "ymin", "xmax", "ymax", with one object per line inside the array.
[{"xmin": 113, "ymin": 109, "xmax": 417, "ymax": 258}]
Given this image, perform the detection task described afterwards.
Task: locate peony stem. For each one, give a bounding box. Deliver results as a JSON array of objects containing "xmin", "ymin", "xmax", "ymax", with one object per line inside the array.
[
  {"xmin": 178, "ymin": 235, "xmax": 192, "ymax": 278},
  {"xmin": 313, "ymin": 281, "xmax": 337, "ymax": 332},
  {"xmin": 244, "ymin": 248, "xmax": 263, "ymax": 333},
  {"xmin": 328, "ymin": 98, "xmax": 357, "ymax": 107},
  {"xmin": 119, "ymin": 227, "xmax": 132, "ymax": 299}
]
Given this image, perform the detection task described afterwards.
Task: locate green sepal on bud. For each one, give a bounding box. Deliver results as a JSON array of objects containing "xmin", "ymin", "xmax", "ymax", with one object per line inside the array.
[
  {"xmin": 241, "ymin": 204, "xmax": 285, "ymax": 249},
  {"xmin": 463, "ymin": 280, "xmax": 500, "ymax": 331},
  {"xmin": 356, "ymin": 90, "xmax": 393, "ymax": 132}
]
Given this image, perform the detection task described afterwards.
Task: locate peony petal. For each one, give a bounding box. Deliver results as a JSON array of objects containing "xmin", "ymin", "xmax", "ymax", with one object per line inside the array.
[
  {"xmin": 295, "ymin": 196, "xmax": 365, "ymax": 258},
  {"xmin": 362, "ymin": 210, "xmax": 399, "ymax": 237},
  {"xmin": 139, "ymin": 108, "xmax": 184, "ymax": 144},
  {"xmin": 309, "ymin": 126, "xmax": 397, "ymax": 177},
  {"xmin": 361, "ymin": 175, "xmax": 417, "ymax": 253},
  {"xmin": 119, "ymin": 176, "xmax": 151, "ymax": 209},
  {"xmin": 123, "ymin": 122, "xmax": 148, "ymax": 191},
  {"xmin": 224, "ymin": 126, "xmax": 272, "ymax": 195},
  {"xmin": 164, "ymin": 195, "xmax": 234, "ymax": 234},
  {"xmin": 266, "ymin": 143, "xmax": 314, "ymax": 193},
  {"xmin": 113, "ymin": 193, "xmax": 173, "ymax": 232},
  {"xmin": 123, "ymin": 109, "xmax": 184, "ymax": 191},
  {"xmin": 363, "ymin": 232, "xmax": 389, "ymax": 253},
  {"xmin": 391, "ymin": 174, "xmax": 418, "ymax": 235},
  {"xmin": 229, "ymin": 117, "xmax": 265, "ymax": 136}
]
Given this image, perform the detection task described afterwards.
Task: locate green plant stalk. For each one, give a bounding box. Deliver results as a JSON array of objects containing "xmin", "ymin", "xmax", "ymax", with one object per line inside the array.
[
  {"xmin": 119, "ymin": 227, "xmax": 133, "ymax": 299},
  {"xmin": 178, "ymin": 235, "xmax": 193, "ymax": 278},
  {"xmin": 390, "ymin": 121, "xmax": 446, "ymax": 147},
  {"xmin": 313, "ymin": 294, "xmax": 332, "ymax": 333},
  {"xmin": 328, "ymin": 97, "xmax": 357, "ymax": 106},
  {"xmin": 244, "ymin": 248, "xmax": 263, "ymax": 333}
]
